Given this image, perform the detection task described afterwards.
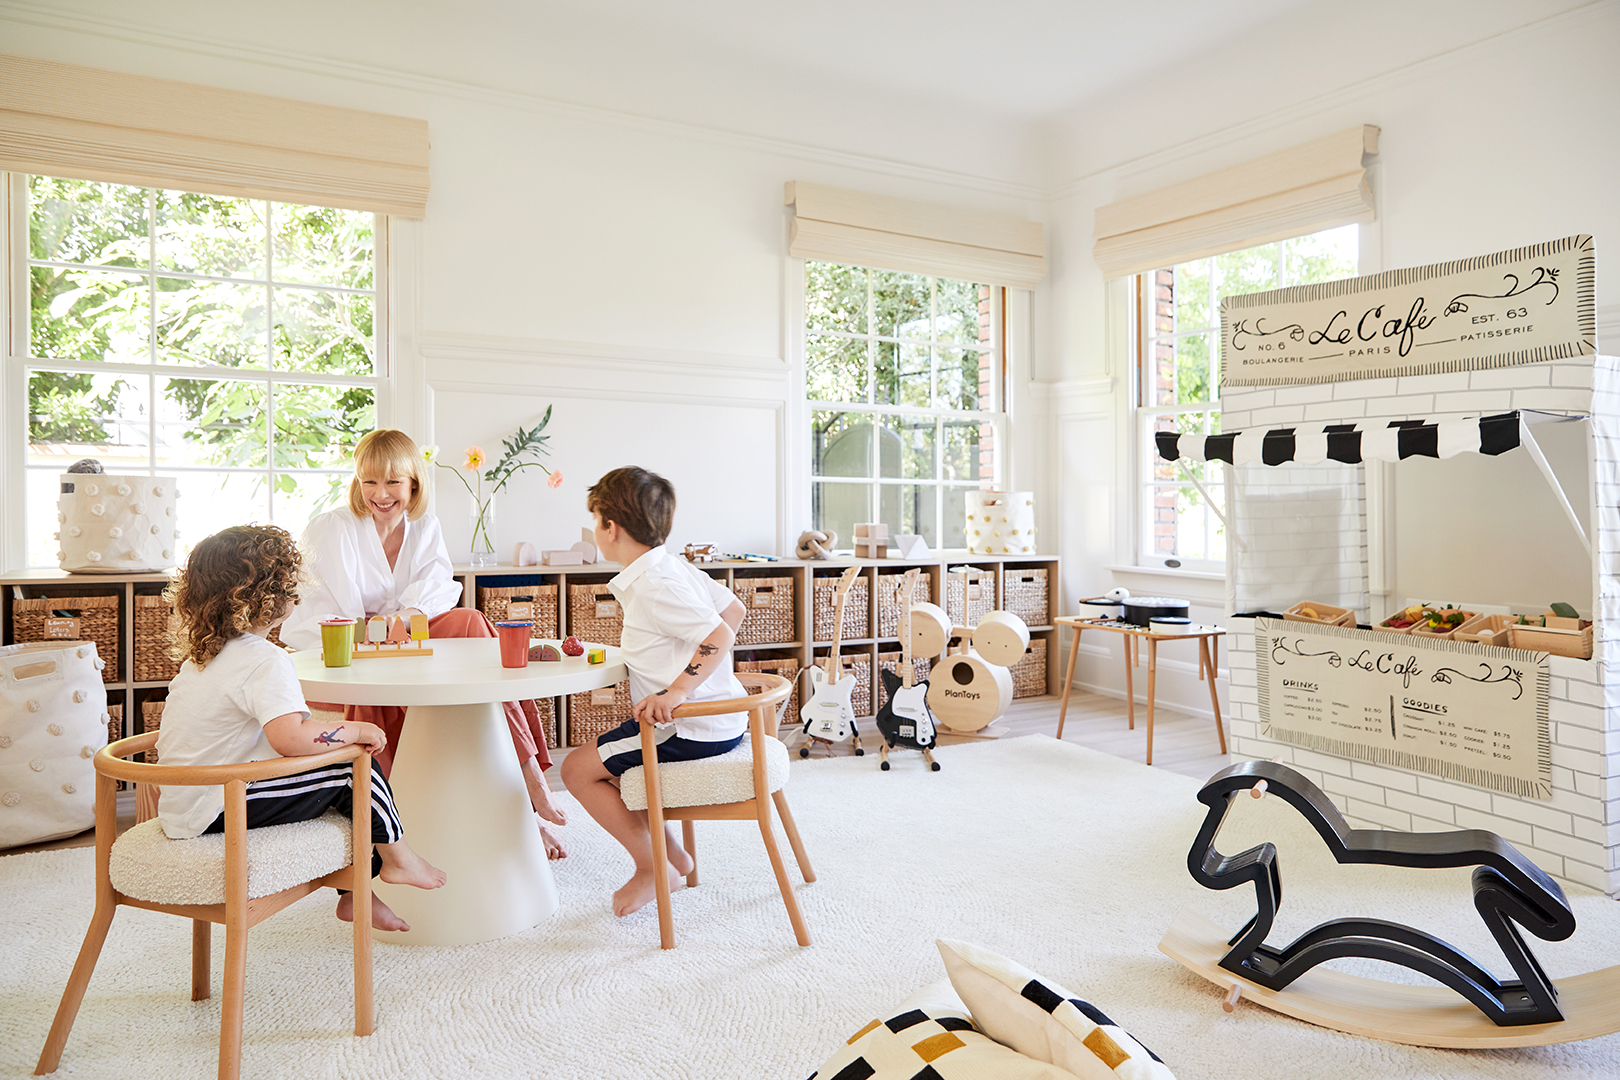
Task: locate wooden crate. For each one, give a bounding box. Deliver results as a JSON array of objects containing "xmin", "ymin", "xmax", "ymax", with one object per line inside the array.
[
  {"xmin": 567, "ymin": 680, "xmax": 632, "ymax": 745},
  {"xmin": 944, "ymin": 567, "xmax": 994, "ymax": 627},
  {"xmin": 875, "ymin": 570, "xmax": 928, "ymax": 640},
  {"xmin": 1410, "ymin": 610, "xmax": 1477, "ymax": 640},
  {"xmin": 1010, "ymin": 638, "xmax": 1047, "ymax": 699},
  {"xmin": 568, "ymin": 583, "xmax": 623, "ymax": 646},
  {"xmin": 734, "ymin": 576, "xmax": 796, "ymax": 646},
  {"xmin": 1454, "ymin": 613, "xmax": 1514, "ymax": 646},
  {"xmin": 133, "ymin": 594, "xmax": 181, "ymax": 681},
  {"xmin": 1509, "ymin": 621, "xmax": 1594, "ymax": 658},
  {"xmin": 478, "ymin": 584, "xmax": 560, "ymax": 639},
  {"xmin": 12, "ymin": 594, "xmax": 119, "ymax": 683},
  {"xmin": 1000, "ymin": 567, "xmax": 1050, "ymax": 627},
  {"xmin": 813, "ymin": 572, "xmax": 869, "ymax": 642},
  {"xmin": 1283, "ymin": 600, "xmax": 1356, "ymax": 628},
  {"xmin": 735, "ymin": 656, "xmax": 801, "ymax": 730},
  {"xmin": 875, "ymin": 649, "xmax": 931, "ymax": 709}
]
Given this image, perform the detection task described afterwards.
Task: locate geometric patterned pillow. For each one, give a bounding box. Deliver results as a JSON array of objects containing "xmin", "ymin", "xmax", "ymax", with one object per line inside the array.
[
  {"xmin": 937, "ymin": 939, "xmax": 1174, "ymax": 1080},
  {"xmin": 808, "ymin": 979, "xmax": 1085, "ymax": 1080}
]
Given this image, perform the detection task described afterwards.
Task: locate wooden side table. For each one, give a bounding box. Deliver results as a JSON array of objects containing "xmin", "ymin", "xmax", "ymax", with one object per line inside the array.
[{"xmin": 1053, "ymin": 617, "xmax": 1227, "ymax": 765}]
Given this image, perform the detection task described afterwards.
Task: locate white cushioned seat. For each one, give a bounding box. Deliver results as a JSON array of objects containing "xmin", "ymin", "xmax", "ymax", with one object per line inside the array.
[
  {"xmin": 109, "ymin": 812, "xmax": 353, "ymax": 905},
  {"xmin": 621, "ymin": 736, "xmax": 789, "ymax": 812}
]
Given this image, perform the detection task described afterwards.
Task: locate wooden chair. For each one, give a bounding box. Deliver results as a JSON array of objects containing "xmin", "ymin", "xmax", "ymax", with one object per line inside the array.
[
  {"xmin": 36, "ymin": 733, "xmax": 376, "ymax": 1080},
  {"xmin": 618, "ymin": 673, "xmax": 815, "ymax": 949}
]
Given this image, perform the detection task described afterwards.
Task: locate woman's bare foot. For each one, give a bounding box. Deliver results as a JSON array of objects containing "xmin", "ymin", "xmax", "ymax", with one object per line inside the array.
[
  {"xmin": 613, "ymin": 864, "xmax": 687, "ymax": 918},
  {"xmin": 541, "ymin": 822, "xmax": 567, "ymax": 860},
  {"xmin": 524, "ymin": 758, "xmax": 568, "ymax": 826},
  {"xmin": 376, "ymin": 841, "xmax": 447, "ymax": 890},
  {"xmin": 336, "ymin": 891, "xmax": 411, "ymax": 932}
]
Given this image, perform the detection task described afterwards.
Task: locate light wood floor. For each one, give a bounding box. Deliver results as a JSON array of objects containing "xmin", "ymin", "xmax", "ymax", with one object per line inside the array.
[{"xmin": 5, "ymin": 691, "xmax": 1233, "ymax": 858}]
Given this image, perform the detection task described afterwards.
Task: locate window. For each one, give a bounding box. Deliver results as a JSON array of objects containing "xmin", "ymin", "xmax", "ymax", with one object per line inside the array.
[
  {"xmin": 18, "ymin": 175, "xmax": 382, "ymax": 566},
  {"xmin": 1137, "ymin": 226, "xmax": 1358, "ymax": 570},
  {"xmin": 804, "ymin": 261, "xmax": 1002, "ymax": 550}
]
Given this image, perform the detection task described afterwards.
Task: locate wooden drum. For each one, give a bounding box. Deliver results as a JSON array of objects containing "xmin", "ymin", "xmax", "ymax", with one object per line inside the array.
[
  {"xmin": 927, "ymin": 650, "xmax": 1013, "ymax": 733},
  {"xmin": 971, "ymin": 610, "xmax": 1030, "ymax": 668}
]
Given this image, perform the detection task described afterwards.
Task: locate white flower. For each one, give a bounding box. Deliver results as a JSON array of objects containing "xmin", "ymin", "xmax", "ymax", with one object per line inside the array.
[{"xmin": 421, "ymin": 443, "xmax": 440, "ymax": 463}]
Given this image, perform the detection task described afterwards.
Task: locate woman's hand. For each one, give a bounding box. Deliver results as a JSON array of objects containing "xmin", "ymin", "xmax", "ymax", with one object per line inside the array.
[{"xmin": 633, "ymin": 686, "xmax": 689, "ymax": 727}]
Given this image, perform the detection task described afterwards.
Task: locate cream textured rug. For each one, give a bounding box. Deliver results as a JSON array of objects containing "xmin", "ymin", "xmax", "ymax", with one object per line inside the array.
[{"xmin": 4, "ymin": 735, "xmax": 1620, "ymax": 1079}]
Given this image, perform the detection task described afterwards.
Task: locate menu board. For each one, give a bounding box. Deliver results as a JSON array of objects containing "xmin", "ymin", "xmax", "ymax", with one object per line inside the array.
[{"xmin": 1255, "ymin": 618, "xmax": 1551, "ymax": 800}]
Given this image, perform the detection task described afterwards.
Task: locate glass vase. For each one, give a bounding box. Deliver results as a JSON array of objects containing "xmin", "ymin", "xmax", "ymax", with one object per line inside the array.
[{"xmin": 469, "ymin": 493, "xmax": 497, "ymax": 567}]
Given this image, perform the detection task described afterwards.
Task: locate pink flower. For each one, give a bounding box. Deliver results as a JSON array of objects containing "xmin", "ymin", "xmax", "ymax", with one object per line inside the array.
[
  {"xmin": 464, "ymin": 446, "xmax": 485, "ymax": 470},
  {"xmin": 547, "ymin": 471, "xmax": 564, "ymax": 489}
]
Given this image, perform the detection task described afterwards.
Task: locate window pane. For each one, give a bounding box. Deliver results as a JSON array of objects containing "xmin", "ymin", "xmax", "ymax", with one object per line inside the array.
[
  {"xmin": 272, "ymin": 471, "xmax": 350, "ymax": 534},
  {"xmin": 272, "ymin": 204, "xmax": 374, "ymax": 288},
  {"xmin": 28, "ymin": 371, "xmax": 152, "ymax": 463},
  {"xmin": 812, "ymin": 411, "xmax": 871, "ymax": 477},
  {"xmin": 935, "ymin": 278, "xmax": 984, "ymax": 348},
  {"xmin": 273, "ymin": 288, "xmax": 374, "ymax": 375},
  {"xmin": 943, "ymin": 485, "xmax": 971, "ymax": 548},
  {"xmin": 1147, "ymin": 411, "xmax": 1219, "ymax": 484},
  {"xmin": 900, "ymin": 417, "xmax": 936, "ymax": 479},
  {"xmin": 155, "ymin": 376, "xmax": 269, "ymax": 468},
  {"xmin": 272, "ymin": 384, "xmax": 375, "ymax": 469},
  {"xmin": 1172, "ymin": 332, "xmax": 1215, "ymax": 407},
  {"xmin": 30, "ymin": 267, "xmax": 149, "ymax": 363},
  {"xmin": 890, "ymin": 483, "xmax": 938, "ymax": 548},
  {"xmin": 872, "ymin": 269, "xmax": 929, "ymax": 340},
  {"xmin": 154, "ymin": 190, "xmax": 268, "ymax": 279},
  {"xmin": 167, "ymin": 471, "xmax": 273, "ymax": 558},
  {"xmin": 1174, "ymin": 257, "xmax": 1211, "ymax": 332},
  {"xmin": 1148, "ymin": 483, "xmax": 1225, "ymax": 563},
  {"xmin": 806, "ymin": 334, "xmax": 868, "ymax": 403},
  {"xmin": 936, "ymin": 347, "xmax": 983, "ymax": 410},
  {"xmin": 884, "ymin": 342, "xmax": 929, "ymax": 408},
  {"xmin": 941, "ymin": 419, "xmax": 981, "ymax": 481},
  {"xmin": 805, "ymin": 262, "xmax": 867, "ymax": 334},
  {"xmin": 1284, "ymin": 224, "xmax": 1358, "ymax": 286},
  {"xmin": 812, "ymin": 481, "xmax": 868, "ymax": 546},
  {"xmin": 1215, "ymin": 244, "xmax": 1280, "ymax": 298},
  {"xmin": 872, "ymin": 415, "xmax": 912, "ymax": 479},
  {"xmin": 156, "ymin": 278, "xmax": 268, "ymax": 367},
  {"xmin": 30, "ymin": 176, "xmax": 148, "ymax": 268}
]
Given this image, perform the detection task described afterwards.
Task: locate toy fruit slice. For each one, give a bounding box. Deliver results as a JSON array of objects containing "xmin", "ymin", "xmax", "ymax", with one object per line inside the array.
[{"xmin": 561, "ymin": 635, "xmax": 585, "ymax": 656}]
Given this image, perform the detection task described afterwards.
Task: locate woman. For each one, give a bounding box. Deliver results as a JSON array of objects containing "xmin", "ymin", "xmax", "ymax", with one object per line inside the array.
[{"xmin": 281, "ymin": 429, "xmax": 567, "ymax": 857}]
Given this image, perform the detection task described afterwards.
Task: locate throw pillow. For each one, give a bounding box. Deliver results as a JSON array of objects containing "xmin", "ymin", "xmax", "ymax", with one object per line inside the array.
[
  {"xmin": 808, "ymin": 979, "xmax": 1083, "ymax": 1080},
  {"xmin": 936, "ymin": 939, "xmax": 1174, "ymax": 1080}
]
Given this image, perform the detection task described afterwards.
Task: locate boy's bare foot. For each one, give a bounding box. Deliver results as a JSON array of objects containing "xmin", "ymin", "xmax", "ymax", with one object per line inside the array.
[
  {"xmin": 336, "ymin": 892, "xmax": 411, "ymax": 932},
  {"xmin": 541, "ymin": 822, "xmax": 567, "ymax": 860},
  {"xmin": 613, "ymin": 865, "xmax": 687, "ymax": 918},
  {"xmin": 524, "ymin": 757, "xmax": 568, "ymax": 826},
  {"xmin": 377, "ymin": 843, "xmax": 447, "ymax": 890}
]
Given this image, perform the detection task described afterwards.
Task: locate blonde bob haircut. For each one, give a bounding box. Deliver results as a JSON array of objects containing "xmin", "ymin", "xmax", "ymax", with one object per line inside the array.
[{"xmin": 347, "ymin": 429, "xmax": 431, "ymax": 520}]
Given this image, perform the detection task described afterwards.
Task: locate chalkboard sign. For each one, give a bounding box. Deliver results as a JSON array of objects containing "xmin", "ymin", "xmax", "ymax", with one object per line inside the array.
[{"xmin": 1254, "ymin": 618, "xmax": 1551, "ymax": 799}]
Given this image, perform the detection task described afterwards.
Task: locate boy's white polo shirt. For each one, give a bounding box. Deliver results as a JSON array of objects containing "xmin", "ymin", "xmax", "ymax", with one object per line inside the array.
[{"xmin": 608, "ymin": 546, "xmax": 747, "ymax": 742}]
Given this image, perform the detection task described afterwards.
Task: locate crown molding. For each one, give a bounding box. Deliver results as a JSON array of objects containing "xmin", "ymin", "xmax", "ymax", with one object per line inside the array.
[
  {"xmin": 0, "ymin": 0, "xmax": 1044, "ymax": 202},
  {"xmin": 419, "ymin": 330, "xmax": 790, "ymax": 386}
]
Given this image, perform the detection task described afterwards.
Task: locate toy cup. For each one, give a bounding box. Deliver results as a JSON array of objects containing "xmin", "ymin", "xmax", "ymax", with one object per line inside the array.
[
  {"xmin": 320, "ymin": 617, "xmax": 357, "ymax": 667},
  {"xmin": 496, "ymin": 621, "xmax": 533, "ymax": 668}
]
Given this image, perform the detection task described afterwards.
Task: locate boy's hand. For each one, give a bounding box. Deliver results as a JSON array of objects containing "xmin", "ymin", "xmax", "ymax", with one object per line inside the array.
[
  {"xmin": 634, "ymin": 686, "xmax": 689, "ymax": 727},
  {"xmin": 354, "ymin": 723, "xmax": 388, "ymax": 757}
]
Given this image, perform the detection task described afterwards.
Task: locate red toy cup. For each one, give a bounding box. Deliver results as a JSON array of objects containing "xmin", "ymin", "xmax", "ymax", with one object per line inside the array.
[{"xmin": 496, "ymin": 621, "xmax": 532, "ymax": 668}]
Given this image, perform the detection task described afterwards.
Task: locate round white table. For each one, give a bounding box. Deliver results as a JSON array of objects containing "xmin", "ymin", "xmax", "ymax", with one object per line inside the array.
[{"xmin": 293, "ymin": 637, "xmax": 626, "ymax": 946}]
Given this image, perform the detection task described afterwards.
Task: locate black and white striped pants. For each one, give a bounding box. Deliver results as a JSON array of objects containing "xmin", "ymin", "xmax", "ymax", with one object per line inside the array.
[{"xmin": 202, "ymin": 757, "xmax": 403, "ymax": 877}]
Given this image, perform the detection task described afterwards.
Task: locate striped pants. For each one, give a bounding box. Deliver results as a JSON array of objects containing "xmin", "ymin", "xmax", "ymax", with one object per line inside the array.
[{"xmin": 202, "ymin": 756, "xmax": 403, "ymax": 878}]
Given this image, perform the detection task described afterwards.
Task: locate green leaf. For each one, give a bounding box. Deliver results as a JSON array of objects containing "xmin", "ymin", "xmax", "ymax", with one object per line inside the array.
[{"xmin": 1549, "ymin": 602, "xmax": 1578, "ymax": 619}]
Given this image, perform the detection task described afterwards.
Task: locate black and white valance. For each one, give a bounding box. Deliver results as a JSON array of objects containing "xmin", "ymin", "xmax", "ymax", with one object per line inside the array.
[{"xmin": 1155, "ymin": 411, "xmax": 1534, "ymax": 466}]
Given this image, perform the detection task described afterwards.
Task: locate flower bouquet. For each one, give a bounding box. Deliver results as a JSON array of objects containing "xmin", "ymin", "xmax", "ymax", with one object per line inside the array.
[{"xmin": 426, "ymin": 406, "xmax": 560, "ymax": 565}]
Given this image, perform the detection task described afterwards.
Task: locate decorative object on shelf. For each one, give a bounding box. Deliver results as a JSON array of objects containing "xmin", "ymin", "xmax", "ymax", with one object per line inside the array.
[
  {"xmin": 965, "ymin": 490, "xmax": 1035, "ymax": 556},
  {"xmin": 66, "ymin": 458, "xmax": 103, "ymax": 474},
  {"xmin": 724, "ymin": 552, "xmax": 778, "ymax": 563},
  {"xmin": 513, "ymin": 542, "xmax": 539, "ymax": 567},
  {"xmin": 924, "ymin": 610, "xmax": 1028, "ymax": 736},
  {"xmin": 875, "ymin": 569, "xmax": 939, "ymax": 773},
  {"xmin": 892, "ymin": 533, "xmax": 930, "ymax": 559},
  {"xmin": 682, "ymin": 543, "xmax": 718, "ymax": 563},
  {"xmin": 572, "ymin": 528, "xmax": 598, "ymax": 564},
  {"xmin": 0, "ymin": 640, "xmax": 106, "ymax": 848},
  {"xmin": 795, "ymin": 528, "xmax": 837, "ymax": 560},
  {"xmin": 853, "ymin": 522, "xmax": 888, "ymax": 558},
  {"xmin": 801, "ymin": 566, "xmax": 864, "ymax": 759},
  {"xmin": 429, "ymin": 406, "xmax": 560, "ymax": 568},
  {"xmin": 57, "ymin": 473, "xmax": 178, "ymax": 573},
  {"xmin": 541, "ymin": 550, "xmax": 583, "ymax": 566},
  {"xmin": 1158, "ymin": 759, "xmax": 1620, "ymax": 1046}
]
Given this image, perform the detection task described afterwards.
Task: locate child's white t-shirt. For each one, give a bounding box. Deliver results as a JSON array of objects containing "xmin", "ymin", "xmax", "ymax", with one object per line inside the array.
[{"xmin": 155, "ymin": 633, "xmax": 310, "ymax": 839}]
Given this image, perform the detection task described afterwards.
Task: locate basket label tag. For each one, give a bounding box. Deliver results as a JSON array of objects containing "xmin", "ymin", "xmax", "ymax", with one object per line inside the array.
[
  {"xmin": 508, "ymin": 600, "xmax": 534, "ymax": 619},
  {"xmin": 591, "ymin": 686, "xmax": 616, "ymax": 705},
  {"xmin": 751, "ymin": 587, "xmax": 774, "ymax": 607},
  {"xmin": 44, "ymin": 616, "xmax": 80, "ymax": 639},
  {"xmin": 596, "ymin": 601, "xmax": 620, "ymax": 619}
]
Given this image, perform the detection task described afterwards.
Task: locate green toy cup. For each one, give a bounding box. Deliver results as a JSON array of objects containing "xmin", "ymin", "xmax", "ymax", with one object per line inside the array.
[{"xmin": 320, "ymin": 618, "xmax": 356, "ymax": 667}]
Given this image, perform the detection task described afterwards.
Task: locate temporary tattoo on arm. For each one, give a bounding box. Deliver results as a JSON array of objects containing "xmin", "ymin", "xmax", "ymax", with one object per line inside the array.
[
  {"xmin": 656, "ymin": 689, "xmax": 668, "ymax": 696},
  {"xmin": 684, "ymin": 663, "xmax": 701, "ymax": 676},
  {"xmin": 315, "ymin": 726, "xmax": 344, "ymax": 746},
  {"xmin": 697, "ymin": 644, "xmax": 718, "ymax": 657}
]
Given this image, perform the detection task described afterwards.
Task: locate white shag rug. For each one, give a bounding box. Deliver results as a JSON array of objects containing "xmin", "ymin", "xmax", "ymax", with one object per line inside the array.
[{"xmin": 4, "ymin": 735, "xmax": 1620, "ymax": 1080}]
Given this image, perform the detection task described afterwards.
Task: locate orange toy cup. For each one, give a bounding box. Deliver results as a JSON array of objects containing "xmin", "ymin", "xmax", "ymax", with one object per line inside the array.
[{"xmin": 496, "ymin": 621, "xmax": 533, "ymax": 668}]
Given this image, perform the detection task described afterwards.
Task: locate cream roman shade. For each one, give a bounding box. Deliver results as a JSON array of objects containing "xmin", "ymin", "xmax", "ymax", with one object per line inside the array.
[
  {"xmin": 0, "ymin": 54, "xmax": 429, "ymax": 217},
  {"xmin": 787, "ymin": 181, "xmax": 1046, "ymax": 288},
  {"xmin": 1092, "ymin": 125, "xmax": 1378, "ymax": 278}
]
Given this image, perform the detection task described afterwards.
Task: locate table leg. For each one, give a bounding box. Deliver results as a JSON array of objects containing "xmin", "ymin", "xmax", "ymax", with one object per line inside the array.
[
  {"xmin": 1202, "ymin": 637, "xmax": 1228, "ymax": 755},
  {"xmin": 375, "ymin": 701, "xmax": 559, "ymax": 946},
  {"xmin": 1056, "ymin": 626, "xmax": 1083, "ymax": 740},
  {"xmin": 1123, "ymin": 636, "xmax": 1136, "ymax": 731},
  {"xmin": 1145, "ymin": 638, "xmax": 1158, "ymax": 766}
]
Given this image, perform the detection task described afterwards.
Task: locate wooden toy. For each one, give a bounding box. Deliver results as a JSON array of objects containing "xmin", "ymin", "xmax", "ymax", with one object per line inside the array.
[
  {"xmin": 918, "ymin": 609, "xmax": 1029, "ymax": 736},
  {"xmin": 875, "ymin": 568, "xmax": 939, "ymax": 772},
  {"xmin": 541, "ymin": 549, "xmax": 583, "ymax": 566},
  {"xmin": 800, "ymin": 566, "xmax": 863, "ymax": 759},
  {"xmin": 892, "ymin": 533, "xmax": 930, "ymax": 559},
  {"xmin": 853, "ymin": 522, "xmax": 888, "ymax": 559},
  {"xmin": 683, "ymin": 543, "xmax": 718, "ymax": 563},
  {"xmin": 795, "ymin": 529, "xmax": 837, "ymax": 560},
  {"xmin": 571, "ymin": 528, "xmax": 598, "ymax": 563},
  {"xmin": 410, "ymin": 613, "xmax": 429, "ymax": 641},
  {"xmin": 529, "ymin": 642, "xmax": 563, "ymax": 662},
  {"xmin": 513, "ymin": 541, "xmax": 539, "ymax": 566},
  {"xmin": 352, "ymin": 613, "xmax": 434, "ymax": 658},
  {"xmin": 587, "ymin": 647, "xmax": 605, "ymax": 664},
  {"xmin": 385, "ymin": 617, "xmax": 409, "ymax": 644}
]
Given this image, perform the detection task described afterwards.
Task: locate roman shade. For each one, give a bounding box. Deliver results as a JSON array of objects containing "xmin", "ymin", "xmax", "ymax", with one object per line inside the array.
[
  {"xmin": 0, "ymin": 54, "xmax": 429, "ymax": 217},
  {"xmin": 1093, "ymin": 125, "xmax": 1378, "ymax": 278},
  {"xmin": 786, "ymin": 181, "xmax": 1046, "ymax": 288}
]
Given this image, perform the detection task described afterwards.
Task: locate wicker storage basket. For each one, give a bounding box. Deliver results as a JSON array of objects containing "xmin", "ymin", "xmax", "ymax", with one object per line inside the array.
[
  {"xmin": 478, "ymin": 584, "xmax": 560, "ymax": 639},
  {"xmin": 1000, "ymin": 567, "xmax": 1049, "ymax": 627},
  {"xmin": 807, "ymin": 653, "xmax": 871, "ymax": 719},
  {"xmin": 944, "ymin": 567, "xmax": 994, "ymax": 627},
  {"xmin": 140, "ymin": 700, "xmax": 165, "ymax": 763},
  {"xmin": 813, "ymin": 573, "xmax": 868, "ymax": 642},
  {"xmin": 875, "ymin": 649, "xmax": 931, "ymax": 709},
  {"xmin": 107, "ymin": 703, "xmax": 125, "ymax": 790},
  {"xmin": 733, "ymin": 576, "xmax": 795, "ymax": 646},
  {"xmin": 567, "ymin": 681, "xmax": 632, "ymax": 746},
  {"xmin": 133, "ymin": 594, "xmax": 181, "ymax": 682},
  {"xmin": 1010, "ymin": 638, "xmax": 1047, "ymax": 699},
  {"xmin": 532, "ymin": 697, "xmax": 559, "ymax": 749},
  {"xmin": 875, "ymin": 571, "xmax": 929, "ymax": 640},
  {"xmin": 12, "ymin": 594, "xmax": 119, "ymax": 684},
  {"xmin": 568, "ymin": 583, "xmax": 624, "ymax": 646},
  {"xmin": 735, "ymin": 656, "xmax": 801, "ymax": 729}
]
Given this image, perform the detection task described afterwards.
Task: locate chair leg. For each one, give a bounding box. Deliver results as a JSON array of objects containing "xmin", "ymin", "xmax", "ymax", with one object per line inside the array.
[
  {"xmin": 682, "ymin": 821, "xmax": 699, "ymax": 888},
  {"xmin": 34, "ymin": 900, "xmax": 117, "ymax": 1075},
  {"xmin": 192, "ymin": 920, "xmax": 211, "ymax": 1000},
  {"xmin": 219, "ymin": 920, "xmax": 246, "ymax": 1080},
  {"xmin": 756, "ymin": 809, "xmax": 811, "ymax": 947},
  {"xmin": 772, "ymin": 790, "xmax": 816, "ymax": 883}
]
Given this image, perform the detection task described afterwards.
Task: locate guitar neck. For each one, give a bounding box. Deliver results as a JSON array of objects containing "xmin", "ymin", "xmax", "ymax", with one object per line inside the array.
[
  {"xmin": 825, "ymin": 566, "xmax": 859, "ymax": 684},
  {"xmin": 899, "ymin": 572, "xmax": 915, "ymax": 689}
]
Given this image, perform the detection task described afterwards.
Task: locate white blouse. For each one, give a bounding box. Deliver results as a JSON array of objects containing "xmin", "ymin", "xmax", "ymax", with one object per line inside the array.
[{"xmin": 279, "ymin": 508, "xmax": 463, "ymax": 653}]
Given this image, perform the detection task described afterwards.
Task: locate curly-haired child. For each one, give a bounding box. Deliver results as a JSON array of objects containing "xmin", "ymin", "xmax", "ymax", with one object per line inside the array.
[{"xmin": 156, "ymin": 524, "xmax": 445, "ymax": 932}]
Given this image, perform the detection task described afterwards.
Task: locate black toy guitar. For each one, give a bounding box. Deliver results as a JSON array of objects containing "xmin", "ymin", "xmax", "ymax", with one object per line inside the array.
[{"xmin": 875, "ymin": 568, "xmax": 939, "ymax": 772}]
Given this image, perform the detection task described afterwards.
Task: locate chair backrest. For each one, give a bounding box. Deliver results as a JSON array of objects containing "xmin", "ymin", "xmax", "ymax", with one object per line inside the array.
[
  {"xmin": 97, "ymin": 733, "xmax": 365, "ymax": 788},
  {"xmin": 669, "ymin": 672, "xmax": 791, "ymax": 738}
]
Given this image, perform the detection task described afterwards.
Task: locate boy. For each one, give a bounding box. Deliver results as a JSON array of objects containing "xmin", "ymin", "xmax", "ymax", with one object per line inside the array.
[{"xmin": 561, "ymin": 467, "xmax": 748, "ymax": 917}]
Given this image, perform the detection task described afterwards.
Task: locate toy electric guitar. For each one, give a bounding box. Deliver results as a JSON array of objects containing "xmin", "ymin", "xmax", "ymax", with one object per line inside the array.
[
  {"xmin": 875, "ymin": 568, "xmax": 940, "ymax": 772},
  {"xmin": 801, "ymin": 566, "xmax": 864, "ymax": 758}
]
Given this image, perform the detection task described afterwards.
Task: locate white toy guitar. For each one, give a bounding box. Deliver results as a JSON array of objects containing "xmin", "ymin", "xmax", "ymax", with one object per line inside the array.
[{"xmin": 801, "ymin": 565, "xmax": 864, "ymax": 758}]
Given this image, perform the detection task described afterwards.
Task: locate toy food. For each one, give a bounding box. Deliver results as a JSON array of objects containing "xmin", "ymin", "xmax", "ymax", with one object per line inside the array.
[{"xmin": 561, "ymin": 635, "xmax": 585, "ymax": 656}]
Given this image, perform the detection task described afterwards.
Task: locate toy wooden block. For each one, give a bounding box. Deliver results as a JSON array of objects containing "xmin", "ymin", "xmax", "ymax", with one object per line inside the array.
[
  {"xmin": 587, "ymin": 647, "xmax": 606, "ymax": 664},
  {"xmin": 541, "ymin": 549, "xmax": 583, "ymax": 566},
  {"xmin": 853, "ymin": 523, "xmax": 889, "ymax": 558},
  {"xmin": 353, "ymin": 614, "xmax": 433, "ymax": 658}
]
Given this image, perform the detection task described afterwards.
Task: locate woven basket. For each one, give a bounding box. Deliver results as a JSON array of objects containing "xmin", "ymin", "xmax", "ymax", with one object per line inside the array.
[
  {"xmin": 479, "ymin": 584, "xmax": 561, "ymax": 639},
  {"xmin": 735, "ymin": 656, "xmax": 801, "ymax": 730},
  {"xmin": 944, "ymin": 568, "xmax": 995, "ymax": 627},
  {"xmin": 532, "ymin": 697, "xmax": 559, "ymax": 749},
  {"xmin": 733, "ymin": 576, "xmax": 796, "ymax": 646},
  {"xmin": 567, "ymin": 680, "xmax": 632, "ymax": 746},
  {"xmin": 12, "ymin": 594, "xmax": 119, "ymax": 684},
  {"xmin": 1000, "ymin": 567, "xmax": 1049, "ymax": 627},
  {"xmin": 1010, "ymin": 638, "xmax": 1047, "ymax": 699},
  {"xmin": 875, "ymin": 571, "xmax": 930, "ymax": 640},
  {"xmin": 107, "ymin": 703, "xmax": 125, "ymax": 790},
  {"xmin": 875, "ymin": 650, "xmax": 931, "ymax": 710},
  {"xmin": 808, "ymin": 653, "xmax": 871, "ymax": 719},
  {"xmin": 568, "ymin": 583, "xmax": 623, "ymax": 646},
  {"xmin": 812, "ymin": 573, "xmax": 868, "ymax": 642},
  {"xmin": 140, "ymin": 700, "xmax": 166, "ymax": 763},
  {"xmin": 133, "ymin": 594, "xmax": 180, "ymax": 681}
]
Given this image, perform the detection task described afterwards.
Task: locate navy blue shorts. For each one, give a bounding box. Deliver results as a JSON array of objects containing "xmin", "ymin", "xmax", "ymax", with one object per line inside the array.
[{"xmin": 595, "ymin": 719, "xmax": 744, "ymax": 777}]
